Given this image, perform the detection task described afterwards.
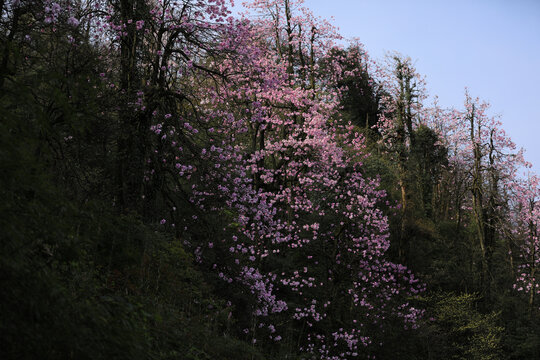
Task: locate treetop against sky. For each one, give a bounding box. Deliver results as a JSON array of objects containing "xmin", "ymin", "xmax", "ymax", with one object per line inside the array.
[{"xmin": 264, "ymin": 0, "xmax": 540, "ymax": 173}]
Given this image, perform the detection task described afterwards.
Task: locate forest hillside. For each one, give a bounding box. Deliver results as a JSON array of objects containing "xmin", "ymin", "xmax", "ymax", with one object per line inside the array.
[{"xmin": 1, "ymin": 0, "xmax": 538, "ymax": 359}]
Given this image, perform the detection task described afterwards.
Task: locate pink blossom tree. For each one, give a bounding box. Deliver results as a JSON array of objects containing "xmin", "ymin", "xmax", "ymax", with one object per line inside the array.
[{"xmin": 163, "ymin": 2, "xmax": 427, "ymax": 357}]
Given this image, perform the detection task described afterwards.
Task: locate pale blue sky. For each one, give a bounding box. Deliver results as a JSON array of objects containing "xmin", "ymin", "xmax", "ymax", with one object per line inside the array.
[{"xmin": 303, "ymin": 0, "xmax": 540, "ymax": 172}]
